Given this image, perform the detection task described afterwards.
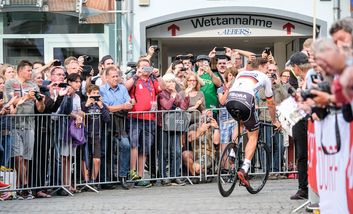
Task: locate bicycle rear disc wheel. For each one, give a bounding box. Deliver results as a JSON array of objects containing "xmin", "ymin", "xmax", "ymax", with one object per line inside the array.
[
  {"xmin": 246, "ymin": 142, "xmax": 270, "ymax": 194},
  {"xmin": 217, "ymin": 143, "xmax": 238, "ymax": 197}
]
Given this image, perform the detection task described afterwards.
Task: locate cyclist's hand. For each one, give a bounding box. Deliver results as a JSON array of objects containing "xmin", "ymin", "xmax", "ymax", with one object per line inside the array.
[{"xmin": 272, "ymin": 120, "xmax": 282, "ymax": 131}]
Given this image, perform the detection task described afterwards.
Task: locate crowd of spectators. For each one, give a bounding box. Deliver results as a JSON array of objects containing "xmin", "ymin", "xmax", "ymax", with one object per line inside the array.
[
  {"xmin": 1, "ymin": 17, "xmax": 353, "ymax": 213},
  {"xmin": 0, "ymin": 45, "xmax": 291, "ymax": 200}
]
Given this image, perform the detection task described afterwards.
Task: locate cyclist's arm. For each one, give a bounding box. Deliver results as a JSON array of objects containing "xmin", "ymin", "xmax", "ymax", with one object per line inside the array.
[{"xmin": 263, "ymin": 76, "xmax": 281, "ymax": 127}]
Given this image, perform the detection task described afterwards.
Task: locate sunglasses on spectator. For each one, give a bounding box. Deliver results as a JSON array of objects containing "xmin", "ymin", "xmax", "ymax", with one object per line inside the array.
[{"xmin": 187, "ymin": 79, "xmax": 197, "ymax": 82}]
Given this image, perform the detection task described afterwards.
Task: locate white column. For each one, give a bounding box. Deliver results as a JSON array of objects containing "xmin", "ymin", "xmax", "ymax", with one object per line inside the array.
[{"xmin": 274, "ymin": 41, "xmax": 287, "ymax": 71}]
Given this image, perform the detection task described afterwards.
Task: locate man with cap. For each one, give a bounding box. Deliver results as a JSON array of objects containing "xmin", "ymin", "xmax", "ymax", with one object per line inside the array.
[
  {"xmin": 195, "ymin": 55, "xmax": 222, "ymax": 110},
  {"xmin": 287, "ymin": 51, "xmax": 312, "ymax": 200},
  {"xmin": 92, "ymin": 55, "xmax": 114, "ymax": 86}
]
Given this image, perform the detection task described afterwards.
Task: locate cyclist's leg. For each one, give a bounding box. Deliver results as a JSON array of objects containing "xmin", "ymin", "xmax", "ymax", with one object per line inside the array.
[
  {"xmin": 232, "ymin": 122, "xmax": 243, "ymax": 144},
  {"xmin": 244, "ymin": 129, "xmax": 260, "ymax": 163},
  {"xmin": 240, "ymin": 94, "xmax": 260, "ymax": 173}
]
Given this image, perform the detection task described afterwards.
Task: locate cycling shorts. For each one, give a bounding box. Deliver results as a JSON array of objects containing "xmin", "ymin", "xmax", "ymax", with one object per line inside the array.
[{"xmin": 226, "ymin": 91, "xmax": 259, "ymax": 132}]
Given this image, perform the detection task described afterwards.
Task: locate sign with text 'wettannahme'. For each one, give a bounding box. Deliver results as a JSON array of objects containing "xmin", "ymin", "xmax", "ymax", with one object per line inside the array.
[{"xmin": 146, "ymin": 15, "xmax": 313, "ymax": 38}]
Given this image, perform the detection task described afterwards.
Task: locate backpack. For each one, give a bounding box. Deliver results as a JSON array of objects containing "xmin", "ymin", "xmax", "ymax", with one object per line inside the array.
[{"xmin": 131, "ymin": 76, "xmax": 156, "ymax": 103}]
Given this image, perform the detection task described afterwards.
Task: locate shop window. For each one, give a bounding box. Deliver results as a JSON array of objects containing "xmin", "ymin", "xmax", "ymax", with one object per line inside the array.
[
  {"xmin": 2, "ymin": 12, "xmax": 104, "ymax": 34},
  {"xmin": 3, "ymin": 38, "xmax": 44, "ymax": 65}
]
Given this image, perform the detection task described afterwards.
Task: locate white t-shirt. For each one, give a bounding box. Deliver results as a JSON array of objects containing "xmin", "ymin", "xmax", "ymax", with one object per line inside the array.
[{"xmin": 229, "ymin": 70, "xmax": 273, "ymax": 98}]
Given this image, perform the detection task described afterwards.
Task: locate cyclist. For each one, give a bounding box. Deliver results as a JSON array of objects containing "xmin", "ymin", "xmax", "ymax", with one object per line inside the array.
[{"xmin": 225, "ymin": 57, "xmax": 281, "ymax": 187}]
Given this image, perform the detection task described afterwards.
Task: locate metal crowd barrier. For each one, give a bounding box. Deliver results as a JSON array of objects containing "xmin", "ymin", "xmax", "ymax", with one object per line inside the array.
[
  {"xmin": 203, "ymin": 107, "xmax": 297, "ymax": 180},
  {"xmin": 0, "ymin": 114, "xmax": 75, "ymax": 196},
  {"xmin": 0, "ymin": 108, "xmax": 297, "ymax": 196}
]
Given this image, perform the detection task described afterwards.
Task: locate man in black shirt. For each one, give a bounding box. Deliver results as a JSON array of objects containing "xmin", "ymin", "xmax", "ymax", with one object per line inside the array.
[{"xmin": 287, "ymin": 52, "xmax": 312, "ymax": 200}]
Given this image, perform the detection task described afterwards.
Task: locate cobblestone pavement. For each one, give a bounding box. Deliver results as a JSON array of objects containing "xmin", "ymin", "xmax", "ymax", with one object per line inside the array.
[{"xmin": 1, "ymin": 179, "xmax": 307, "ymax": 214}]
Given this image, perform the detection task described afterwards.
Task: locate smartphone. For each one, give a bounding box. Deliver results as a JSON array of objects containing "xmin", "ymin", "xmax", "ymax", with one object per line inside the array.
[
  {"xmin": 58, "ymin": 83, "xmax": 68, "ymax": 88},
  {"xmin": 264, "ymin": 47, "xmax": 271, "ymax": 55},
  {"xmin": 90, "ymin": 96, "xmax": 101, "ymax": 101},
  {"xmin": 310, "ymin": 74, "xmax": 318, "ymax": 83},
  {"xmin": 0, "ymin": 91, "xmax": 3, "ymax": 100},
  {"xmin": 215, "ymin": 47, "xmax": 226, "ymax": 56}
]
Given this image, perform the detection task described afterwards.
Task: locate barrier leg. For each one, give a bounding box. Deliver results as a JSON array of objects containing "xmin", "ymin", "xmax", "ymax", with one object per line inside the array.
[{"xmin": 291, "ymin": 200, "xmax": 310, "ymax": 213}]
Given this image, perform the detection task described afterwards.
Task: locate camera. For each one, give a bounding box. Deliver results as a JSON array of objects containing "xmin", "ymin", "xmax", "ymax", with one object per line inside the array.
[
  {"xmin": 125, "ymin": 62, "xmax": 137, "ymax": 78},
  {"xmin": 82, "ymin": 55, "xmax": 93, "ymax": 64},
  {"xmin": 206, "ymin": 116, "xmax": 212, "ymax": 123},
  {"xmin": 81, "ymin": 65, "xmax": 93, "ymax": 80},
  {"xmin": 58, "ymin": 83, "xmax": 68, "ymax": 88},
  {"xmin": 264, "ymin": 47, "xmax": 271, "ymax": 55},
  {"xmin": 300, "ymin": 81, "xmax": 331, "ymax": 120},
  {"xmin": 310, "ymin": 74, "xmax": 322, "ymax": 83},
  {"xmin": 79, "ymin": 55, "xmax": 94, "ymax": 81},
  {"xmin": 300, "ymin": 81, "xmax": 331, "ymax": 101},
  {"xmin": 271, "ymin": 73, "xmax": 277, "ymax": 80},
  {"xmin": 143, "ymin": 66, "xmax": 154, "ymax": 73},
  {"xmin": 150, "ymin": 45, "xmax": 159, "ymax": 52},
  {"xmin": 34, "ymin": 91, "xmax": 43, "ymax": 101},
  {"xmin": 90, "ymin": 96, "xmax": 100, "ymax": 101},
  {"xmin": 53, "ymin": 60, "xmax": 61, "ymax": 66},
  {"xmin": 180, "ymin": 67, "xmax": 187, "ymax": 72}
]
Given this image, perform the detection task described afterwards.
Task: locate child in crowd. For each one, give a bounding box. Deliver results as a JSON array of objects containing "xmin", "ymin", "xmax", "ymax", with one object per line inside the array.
[{"xmin": 81, "ymin": 85, "xmax": 110, "ymax": 183}]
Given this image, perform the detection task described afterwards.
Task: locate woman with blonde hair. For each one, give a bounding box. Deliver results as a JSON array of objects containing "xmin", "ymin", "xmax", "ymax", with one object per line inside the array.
[
  {"xmin": 0, "ymin": 64, "xmax": 16, "ymax": 81},
  {"xmin": 181, "ymin": 72, "xmax": 205, "ymax": 125}
]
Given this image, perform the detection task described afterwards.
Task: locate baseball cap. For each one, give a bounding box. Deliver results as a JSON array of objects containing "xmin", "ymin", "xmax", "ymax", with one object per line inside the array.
[
  {"xmin": 175, "ymin": 54, "xmax": 193, "ymax": 61},
  {"xmin": 100, "ymin": 55, "xmax": 113, "ymax": 65},
  {"xmin": 287, "ymin": 52, "xmax": 309, "ymax": 66},
  {"xmin": 196, "ymin": 55, "xmax": 210, "ymax": 62}
]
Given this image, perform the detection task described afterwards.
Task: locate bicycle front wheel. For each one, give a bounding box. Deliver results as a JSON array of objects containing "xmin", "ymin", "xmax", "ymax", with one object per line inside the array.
[
  {"xmin": 245, "ymin": 142, "xmax": 270, "ymax": 194},
  {"xmin": 217, "ymin": 143, "xmax": 238, "ymax": 197}
]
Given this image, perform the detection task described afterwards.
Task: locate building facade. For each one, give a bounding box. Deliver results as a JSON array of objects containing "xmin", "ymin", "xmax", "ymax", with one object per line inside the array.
[{"xmin": 0, "ymin": 0, "xmax": 351, "ymax": 71}]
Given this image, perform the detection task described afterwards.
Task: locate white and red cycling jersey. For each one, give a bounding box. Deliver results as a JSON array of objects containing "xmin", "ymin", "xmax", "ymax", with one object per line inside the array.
[{"xmin": 229, "ymin": 70, "xmax": 273, "ymax": 98}]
